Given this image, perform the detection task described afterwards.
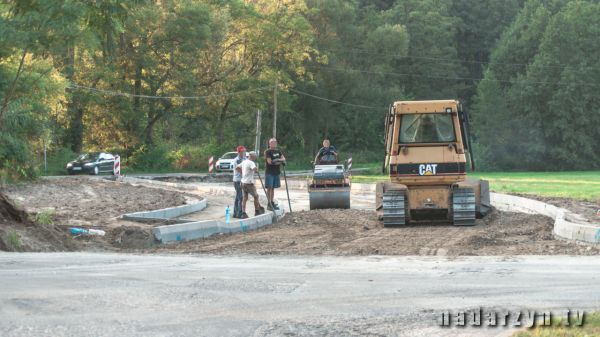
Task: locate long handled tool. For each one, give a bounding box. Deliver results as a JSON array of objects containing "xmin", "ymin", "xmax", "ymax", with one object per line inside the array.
[
  {"xmin": 281, "ymin": 163, "xmax": 292, "ymax": 213},
  {"xmin": 256, "ymin": 170, "xmax": 277, "ymax": 223}
]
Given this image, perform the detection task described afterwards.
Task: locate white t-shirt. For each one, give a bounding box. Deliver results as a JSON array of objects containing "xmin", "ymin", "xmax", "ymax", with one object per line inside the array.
[
  {"xmin": 232, "ymin": 156, "xmax": 245, "ymax": 182},
  {"xmin": 240, "ymin": 160, "xmax": 257, "ymax": 184}
]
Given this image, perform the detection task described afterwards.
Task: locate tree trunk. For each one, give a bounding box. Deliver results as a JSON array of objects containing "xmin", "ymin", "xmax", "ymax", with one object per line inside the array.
[
  {"xmin": 64, "ymin": 46, "xmax": 84, "ymax": 153},
  {"xmin": 216, "ymin": 98, "xmax": 232, "ymax": 144},
  {"xmin": 144, "ymin": 105, "xmax": 156, "ymax": 145},
  {"xmin": 0, "ymin": 48, "xmax": 27, "ymax": 121}
]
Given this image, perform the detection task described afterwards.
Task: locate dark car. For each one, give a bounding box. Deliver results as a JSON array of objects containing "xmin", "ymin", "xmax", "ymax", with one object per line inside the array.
[{"xmin": 66, "ymin": 152, "xmax": 116, "ymax": 175}]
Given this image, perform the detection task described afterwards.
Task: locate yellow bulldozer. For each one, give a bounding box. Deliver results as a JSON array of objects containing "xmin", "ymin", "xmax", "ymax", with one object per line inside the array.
[{"xmin": 376, "ymin": 99, "xmax": 491, "ymax": 226}]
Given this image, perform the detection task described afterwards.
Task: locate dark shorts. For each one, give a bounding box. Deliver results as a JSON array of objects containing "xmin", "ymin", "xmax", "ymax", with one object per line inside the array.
[
  {"xmin": 242, "ymin": 183, "xmax": 258, "ymax": 198},
  {"xmin": 265, "ymin": 173, "xmax": 280, "ymax": 188}
]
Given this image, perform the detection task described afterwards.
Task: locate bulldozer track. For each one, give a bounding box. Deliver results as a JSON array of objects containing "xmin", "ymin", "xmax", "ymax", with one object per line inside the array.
[
  {"xmin": 452, "ymin": 188, "xmax": 476, "ymax": 226},
  {"xmin": 382, "ymin": 190, "xmax": 407, "ymax": 226}
]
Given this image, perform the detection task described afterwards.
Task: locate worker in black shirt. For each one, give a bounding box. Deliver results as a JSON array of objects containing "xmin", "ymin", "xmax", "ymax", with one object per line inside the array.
[{"xmin": 264, "ymin": 137, "xmax": 286, "ymax": 210}]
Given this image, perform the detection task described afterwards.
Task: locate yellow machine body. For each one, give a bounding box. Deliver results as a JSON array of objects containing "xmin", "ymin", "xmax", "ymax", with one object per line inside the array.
[{"xmin": 377, "ymin": 100, "xmax": 490, "ymax": 225}]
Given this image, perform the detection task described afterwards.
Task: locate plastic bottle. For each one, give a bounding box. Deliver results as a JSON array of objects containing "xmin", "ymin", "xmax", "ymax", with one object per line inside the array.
[
  {"xmin": 225, "ymin": 205, "xmax": 231, "ymax": 223},
  {"xmin": 87, "ymin": 229, "xmax": 106, "ymax": 236},
  {"xmin": 69, "ymin": 227, "xmax": 88, "ymax": 235}
]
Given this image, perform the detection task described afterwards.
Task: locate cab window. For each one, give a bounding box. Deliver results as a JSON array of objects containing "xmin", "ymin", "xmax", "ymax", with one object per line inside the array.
[{"xmin": 399, "ymin": 114, "xmax": 456, "ymax": 143}]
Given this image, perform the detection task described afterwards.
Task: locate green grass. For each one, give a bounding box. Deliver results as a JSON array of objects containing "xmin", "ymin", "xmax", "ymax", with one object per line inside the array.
[
  {"xmin": 34, "ymin": 209, "xmax": 54, "ymax": 226},
  {"xmin": 513, "ymin": 311, "xmax": 600, "ymax": 337},
  {"xmin": 471, "ymin": 171, "xmax": 600, "ymax": 201},
  {"xmin": 7, "ymin": 231, "xmax": 21, "ymax": 251},
  {"xmin": 350, "ymin": 169, "xmax": 600, "ymax": 201}
]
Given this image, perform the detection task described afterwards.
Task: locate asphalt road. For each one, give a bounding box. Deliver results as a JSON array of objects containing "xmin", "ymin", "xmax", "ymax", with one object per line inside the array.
[{"xmin": 1, "ymin": 253, "xmax": 599, "ymax": 337}]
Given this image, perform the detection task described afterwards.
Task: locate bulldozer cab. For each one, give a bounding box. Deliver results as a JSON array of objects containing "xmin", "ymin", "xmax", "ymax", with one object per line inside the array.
[{"xmin": 383, "ymin": 100, "xmax": 474, "ymax": 185}]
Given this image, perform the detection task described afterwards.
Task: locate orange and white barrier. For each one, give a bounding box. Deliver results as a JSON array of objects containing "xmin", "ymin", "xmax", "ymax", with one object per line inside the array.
[
  {"xmin": 114, "ymin": 155, "xmax": 121, "ymax": 176},
  {"xmin": 347, "ymin": 157, "xmax": 353, "ymax": 172},
  {"xmin": 208, "ymin": 156, "xmax": 214, "ymax": 174}
]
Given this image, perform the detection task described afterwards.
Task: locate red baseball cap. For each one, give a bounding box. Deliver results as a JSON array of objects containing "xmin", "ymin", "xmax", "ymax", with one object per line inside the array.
[{"xmin": 236, "ymin": 145, "xmax": 246, "ymax": 152}]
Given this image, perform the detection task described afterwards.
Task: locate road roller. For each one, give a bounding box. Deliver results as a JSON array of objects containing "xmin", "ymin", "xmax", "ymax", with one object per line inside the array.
[
  {"xmin": 308, "ymin": 153, "xmax": 351, "ymax": 210},
  {"xmin": 377, "ymin": 99, "xmax": 491, "ymax": 226}
]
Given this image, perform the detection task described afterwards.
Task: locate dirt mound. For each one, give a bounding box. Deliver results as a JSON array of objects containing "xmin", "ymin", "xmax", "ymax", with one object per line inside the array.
[
  {"xmin": 0, "ymin": 192, "xmax": 30, "ymax": 223},
  {"xmin": 155, "ymin": 208, "xmax": 600, "ymax": 256},
  {"xmin": 3, "ymin": 177, "xmax": 188, "ymax": 226},
  {"xmin": 1, "ymin": 177, "xmax": 191, "ymax": 252},
  {"xmin": 0, "ymin": 191, "xmax": 76, "ymax": 252},
  {"xmin": 108, "ymin": 226, "xmax": 156, "ymax": 250}
]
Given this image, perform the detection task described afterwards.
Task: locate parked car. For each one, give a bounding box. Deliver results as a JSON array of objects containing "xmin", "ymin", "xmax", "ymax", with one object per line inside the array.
[
  {"xmin": 215, "ymin": 152, "xmax": 240, "ymax": 172},
  {"xmin": 66, "ymin": 152, "xmax": 115, "ymax": 175}
]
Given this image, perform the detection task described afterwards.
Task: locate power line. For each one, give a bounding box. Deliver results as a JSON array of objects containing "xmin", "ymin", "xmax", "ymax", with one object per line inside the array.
[
  {"xmin": 288, "ymin": 88, "xmax": 384, "ymax": 110},
  {"xmin": 322, "ymin": 47, "xmax": 600, "ymax": 72},
  {"xmin": 68, "ymin": 83, "xmax": 272, "ymax": 100},
  {"xmin": 304, "ymin": 64, "xmax": 600, "ymax": 88}
]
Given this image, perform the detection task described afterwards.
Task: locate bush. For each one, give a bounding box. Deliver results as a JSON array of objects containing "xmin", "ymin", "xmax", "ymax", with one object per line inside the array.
[
  {"xmin": 43, "ymin": 147, "xmax": 78, "ymax": 176},
  {"xmin": 0, "ymin": 132, "xmax": 37, "ymax": 182},
  {"xmin": 127, "ymin": 145, "xmax": 173, "ymax": 171},
  {"xmin": 121, "ymin": 143, "xmax": 233, "ymax": 172},
  {"xmin": 168, "ymin": 144, "xmax": 230, "ymax": 171}
]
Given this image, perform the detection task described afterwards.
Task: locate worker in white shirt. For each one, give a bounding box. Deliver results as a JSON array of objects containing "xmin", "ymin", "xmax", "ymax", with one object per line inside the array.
[{"xmin": 238, "ymin": 151, "xmax": 265, "ymax": 218}]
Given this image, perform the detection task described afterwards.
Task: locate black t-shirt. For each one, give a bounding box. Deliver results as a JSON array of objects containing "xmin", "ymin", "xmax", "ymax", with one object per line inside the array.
[
  {"xmin": 265, "ymin": 149, "xmax": 284, "ymax": 175},
  {"xmin": 317, "ymin": 145, "xmax": 337, "ymax": 159}
]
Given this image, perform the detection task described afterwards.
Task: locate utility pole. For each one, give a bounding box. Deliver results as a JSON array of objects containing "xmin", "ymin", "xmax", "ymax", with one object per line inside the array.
[
  {"xmin": 43, "ymin": 138, "xmax": 47, "ymax": 172},
  {"xmin": 273, "ymin": 78, "xmax": 278, "ymax": 138},
  {"xmin": 255, "ymin": 109, "xmax": 262, "ymax": 154}
]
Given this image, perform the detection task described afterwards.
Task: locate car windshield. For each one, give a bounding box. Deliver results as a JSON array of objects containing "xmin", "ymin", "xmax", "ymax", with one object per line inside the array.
[
  {"xmin": 77, "ymin": 153, "xmax": 100, "ymax": 161},
  {"xmin": 399, "ymin": 114, "xmax": 456, "ymax": 143},
  {"xmin": 221, "ymin": 152, "xmax": 238, "ymax": 159}
]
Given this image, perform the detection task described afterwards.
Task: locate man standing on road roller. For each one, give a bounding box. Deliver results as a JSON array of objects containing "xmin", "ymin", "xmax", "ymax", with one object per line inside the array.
[
  {"xmin": 264, "ymin": 138, "xmax": 286, "ymax": 210},
  {"xmin": 232, "ymin": 145, "xmax": 246, "ymax": 218},
  {"xmin": 239, "ymin": 151, "xmax": 265, "ymax": 219}
]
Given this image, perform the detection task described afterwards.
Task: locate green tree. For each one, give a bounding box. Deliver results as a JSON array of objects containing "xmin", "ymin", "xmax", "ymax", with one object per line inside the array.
[{"xmin": 472, "ymin": 0, "xmax": 599, "ymax": 170}]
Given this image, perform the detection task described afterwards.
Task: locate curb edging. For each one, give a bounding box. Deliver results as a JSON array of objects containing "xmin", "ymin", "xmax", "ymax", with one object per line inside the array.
[{"xmin": 491, "ymin": 193, "xmax": 600, "ymax": 245}]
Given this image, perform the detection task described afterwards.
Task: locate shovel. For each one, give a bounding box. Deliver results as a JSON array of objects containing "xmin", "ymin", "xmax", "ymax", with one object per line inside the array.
[
  {"xmin": 281, "ymin": 162, "xmax": 292, "ymax": 213},
  {"xmin": 256, "ymin": 171, "xmax": 278, "ymax": 223}
]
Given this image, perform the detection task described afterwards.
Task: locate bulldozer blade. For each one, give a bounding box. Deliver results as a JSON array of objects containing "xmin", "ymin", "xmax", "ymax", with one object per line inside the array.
[{"xmin": 309, "ymin": 188, "xmax": 351, "ymax": 210}]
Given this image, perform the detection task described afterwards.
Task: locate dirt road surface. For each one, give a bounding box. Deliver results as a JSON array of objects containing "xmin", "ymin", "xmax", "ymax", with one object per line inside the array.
[
  {"xmin": 156, "ymin": 208, "xmax": 600, "ymax": 256},
  {"xmin": 1, "ymin": 253, "xmax": 599, "ymax": 337}
]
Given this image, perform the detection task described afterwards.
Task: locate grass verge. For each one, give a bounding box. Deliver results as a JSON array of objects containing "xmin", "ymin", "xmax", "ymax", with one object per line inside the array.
[
  {"xmin": 513, "ymin": 311, "xmax": 600, "ymax": 337},
  {"xmin": 351, "ymin": 170, "xmax": 600, "ymax": 201}
]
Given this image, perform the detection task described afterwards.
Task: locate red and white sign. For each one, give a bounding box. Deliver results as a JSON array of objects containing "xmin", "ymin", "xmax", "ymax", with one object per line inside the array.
[
  {"xmin": 347, "ymin": 157, "xmax": 352, "ymax": 173},
  {"xmin": 113, "ymin": 155, "xmax": 121, "ymax": 176},
  {"xmin": 208, "ymin": 156, "xmax": 214, "ymax": 174}
]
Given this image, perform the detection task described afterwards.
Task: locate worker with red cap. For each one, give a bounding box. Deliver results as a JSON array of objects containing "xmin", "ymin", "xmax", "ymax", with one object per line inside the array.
[{"xmin": 232, "ymin": 145, "xmax": 247, "ymax": 218}]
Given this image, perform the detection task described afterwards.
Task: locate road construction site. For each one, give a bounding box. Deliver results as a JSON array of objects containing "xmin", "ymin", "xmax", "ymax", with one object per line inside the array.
[
  {"xmin": 1, "ymin": 175, "xmax": 598, "ymax": 255},
  {"xmin": 1, "ymin": 174, "xmax": 599, "ymax": 337}
]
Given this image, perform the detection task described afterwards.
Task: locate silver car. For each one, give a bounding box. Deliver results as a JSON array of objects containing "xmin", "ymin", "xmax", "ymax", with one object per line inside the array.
[{"xmin": 215, "ymin": 152, "xmax": 239, "ymax": 172}]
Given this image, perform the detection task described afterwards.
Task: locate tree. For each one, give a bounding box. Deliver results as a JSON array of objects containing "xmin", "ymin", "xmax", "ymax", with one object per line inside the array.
[{"xmin": 472, "ymin": 0, "xmax": 599, "ymax": 170}]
